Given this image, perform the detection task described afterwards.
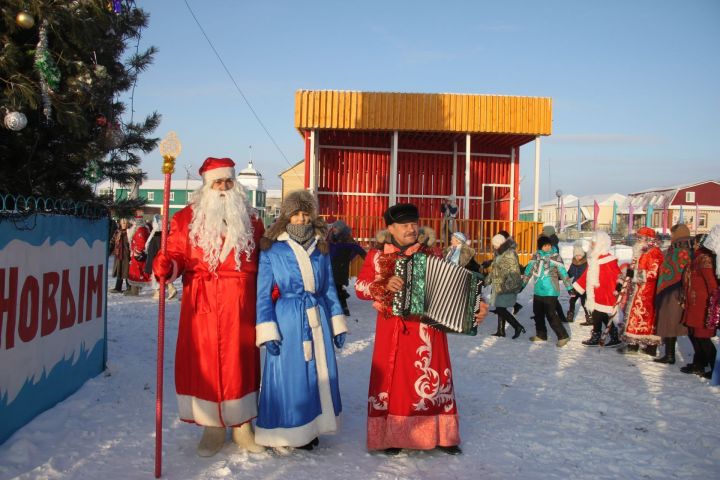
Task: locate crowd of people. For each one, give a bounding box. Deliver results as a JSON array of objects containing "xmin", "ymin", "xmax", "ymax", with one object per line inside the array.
[{"xmin": 108, "ymin": 160, "xmax": 718, "ymax": 460}]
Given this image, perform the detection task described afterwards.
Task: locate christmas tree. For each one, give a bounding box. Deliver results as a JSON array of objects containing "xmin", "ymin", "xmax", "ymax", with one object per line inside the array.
[{"xmin": 0, "ymin": 0, "xmax": 160, "ymax": 215}]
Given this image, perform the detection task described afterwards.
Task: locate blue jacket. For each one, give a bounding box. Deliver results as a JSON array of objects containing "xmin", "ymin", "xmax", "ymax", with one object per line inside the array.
[
  {"xmin": 523, "ymin": 249, "xmax": 572, "ymax": 297},
  {"xmin": 255, "ymin": 233, "xmax": 347, "ymax": 446},
  {"xmin": 567, "ymin": 258, "xmax": 588, "ymax": 283}
]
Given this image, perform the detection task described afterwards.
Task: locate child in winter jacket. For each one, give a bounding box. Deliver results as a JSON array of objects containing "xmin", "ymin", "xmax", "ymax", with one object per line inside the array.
[
  {"xmin": 522, "ymin": 236, "xmax": 572, "ymax": 347},
  {"xmin": 567, "ymin": 241, "xmax": 590, "ymax": 324}
]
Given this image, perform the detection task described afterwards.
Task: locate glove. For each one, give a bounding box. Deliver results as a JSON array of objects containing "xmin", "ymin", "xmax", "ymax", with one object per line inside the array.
[
  {"xmin": 333, "ymin": 333, "xmax": 346, "ymax": 349},
  {"xmin": 615, "ymin": 283, "xmax": 623, "ymax": 293},
  {"xmin": 264, "ymin": 340, "xmax": 281, "ymax": 356},
  {"xmin": 626, "ymin": 269, "xmax": 634, "ymax": 279},
  {"xmin": 153, "ymin": 253, "xmax": 173, "ymax": 279}
]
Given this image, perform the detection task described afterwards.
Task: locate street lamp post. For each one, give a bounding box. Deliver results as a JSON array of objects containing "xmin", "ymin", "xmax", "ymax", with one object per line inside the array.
[{"xmin": 555, "ymin": 189, "xmax": 563, "ymax": 232}]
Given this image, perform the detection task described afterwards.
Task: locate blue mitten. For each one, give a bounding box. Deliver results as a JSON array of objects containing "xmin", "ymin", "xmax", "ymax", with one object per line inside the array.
[
  {"xmin": 333, "ymin": 333, "xmax": 346, "ymax": 349},
  {"xmin": 264, "ymin": 340, "xmax": 281, "ymax": 356}
]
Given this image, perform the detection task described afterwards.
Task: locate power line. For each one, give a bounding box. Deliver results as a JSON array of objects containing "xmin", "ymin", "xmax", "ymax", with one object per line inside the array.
[{"xmin": 182, "ymin": 0, "xmax": 293, "ymax": 168}]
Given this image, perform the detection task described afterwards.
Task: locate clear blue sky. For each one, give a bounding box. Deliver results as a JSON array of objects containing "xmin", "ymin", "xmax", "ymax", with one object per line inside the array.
[{"xmin": 128, "ymin": 0, "xmax": 720, "ymax": 201}]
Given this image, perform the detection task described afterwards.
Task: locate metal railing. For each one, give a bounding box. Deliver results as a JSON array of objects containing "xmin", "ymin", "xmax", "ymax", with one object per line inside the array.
[
  {"xmin": 1, "ymin": 193, "xmax": 109, "ymax": 219},
  {"xmin": 320, "ymin": 214, "xmax": 543, "ymax": 276}
]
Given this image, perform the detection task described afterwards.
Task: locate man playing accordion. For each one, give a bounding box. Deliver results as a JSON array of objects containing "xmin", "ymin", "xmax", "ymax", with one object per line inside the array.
[{"xmin": 355, "ymin": 203, "xmax": 488, "ymax": 456}]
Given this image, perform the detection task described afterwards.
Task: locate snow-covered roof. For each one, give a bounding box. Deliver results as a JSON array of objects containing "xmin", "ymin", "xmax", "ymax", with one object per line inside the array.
[
  {"xmin": 238, "ymin": 160, "xmax": 261, "ymax": 177},
  {"xmin": 520, "ymin": 193, "xmax": 625, "ymax": 211},
  {"xmin": 628, "ymin": 179, "xmax": 720, "ymax": 195}
]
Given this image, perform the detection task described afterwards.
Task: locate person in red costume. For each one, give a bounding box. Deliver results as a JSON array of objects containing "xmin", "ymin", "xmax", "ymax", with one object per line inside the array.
[
  {"xmin": 575, "ymin": 231, "xmax": 623, "ymax": 347},
  {"xmin": 126, "ymin": 213, "xmax": 151, "ymax": 296},
  {"xmin": 153, "ymin": 157, "xmax": 265, "ymax": 457},
  {"xmin": 355, "ymin": 203, "xmax": 488, "ymax": 456},
  {"xmin": 618, "ymin": 226, "xmax": 664, "ymax": 356}
]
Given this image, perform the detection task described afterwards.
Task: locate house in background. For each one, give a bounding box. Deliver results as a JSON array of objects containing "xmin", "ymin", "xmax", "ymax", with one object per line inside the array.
[
  {"xmin": 520, "ymin": 193, "xmax": 626, "ymax": 232},
  {"xmin": 98, "ymin": 160, "xmax": 268, "ymax": 219},
  {"xmin": 280, "ymin": 159, "xmax": 304, "ymax": 200},
  {"xmin": 625, "ymin": 180, "xmax": 720, "ymax": 234}
]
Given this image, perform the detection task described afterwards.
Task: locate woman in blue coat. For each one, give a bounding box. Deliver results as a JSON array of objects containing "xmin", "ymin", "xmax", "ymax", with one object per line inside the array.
[{"xmin": 255, "ymin": 190, "xmax": 348, "ymax": 452}]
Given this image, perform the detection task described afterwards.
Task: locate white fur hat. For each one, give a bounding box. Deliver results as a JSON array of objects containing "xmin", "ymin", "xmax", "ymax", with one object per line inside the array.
[{"xmin": 491, "ymin": 234, "xmax": 506, "ymax": 249}]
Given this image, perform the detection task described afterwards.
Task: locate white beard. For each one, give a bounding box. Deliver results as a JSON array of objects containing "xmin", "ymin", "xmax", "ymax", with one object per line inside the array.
[{"xmin": 189, "ymin": 184, "xmax": 256, "ymax": 271}]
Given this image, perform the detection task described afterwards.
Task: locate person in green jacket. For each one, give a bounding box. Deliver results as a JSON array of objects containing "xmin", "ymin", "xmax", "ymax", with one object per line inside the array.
[{"xmin": 522, "ymin": 236, "xmax": 573, "ymax": 347}]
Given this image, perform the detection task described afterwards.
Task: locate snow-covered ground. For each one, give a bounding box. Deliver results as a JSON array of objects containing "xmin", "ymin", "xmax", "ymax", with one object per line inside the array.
[{"xmin": 2, "ymin": 267, "xmax": 719, "ymax": 480}]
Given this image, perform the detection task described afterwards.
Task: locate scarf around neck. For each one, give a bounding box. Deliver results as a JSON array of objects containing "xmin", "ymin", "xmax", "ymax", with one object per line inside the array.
[{"xmin": 286, "ymin": 223, "xmax": 315, "ymax": 250}]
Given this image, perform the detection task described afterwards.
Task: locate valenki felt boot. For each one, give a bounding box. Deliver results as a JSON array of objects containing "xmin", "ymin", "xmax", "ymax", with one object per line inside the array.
[
  {"xmin": 197, "ymin": 426, "xmax": 226, "ymax": 457},
  {"xmin": 232, "ymin": 422, "xmax": 264, "ymax": 453}
]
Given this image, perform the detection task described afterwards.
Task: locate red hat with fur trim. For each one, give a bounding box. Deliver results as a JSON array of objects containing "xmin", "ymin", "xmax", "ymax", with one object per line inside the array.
[
  {"xmin": 199, "ymin": 157, "xmax": 236, "ymax": 184},
  {"xmin": 637, "ymin": 226, "xmax": 656, "ymax": 238}
]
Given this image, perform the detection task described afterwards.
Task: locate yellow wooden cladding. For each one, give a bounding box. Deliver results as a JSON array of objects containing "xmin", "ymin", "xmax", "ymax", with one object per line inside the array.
[{"xmin": 296, "ymin": 90, "xmax": 552, "ymax": 135}]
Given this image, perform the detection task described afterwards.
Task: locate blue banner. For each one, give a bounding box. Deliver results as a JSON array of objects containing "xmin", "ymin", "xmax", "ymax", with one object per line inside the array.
[{"xmin": 0, "ymin": 214, "xmax": 108, "ymax": 444}]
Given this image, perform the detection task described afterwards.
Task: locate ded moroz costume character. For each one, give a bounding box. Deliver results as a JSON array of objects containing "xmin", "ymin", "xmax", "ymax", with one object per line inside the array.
[
  {"xmin": 619, "ymin": 227, "xmax": 664, "ymax": 355},
  {"xmin": 153, "ymin": 157, "xmax": 265, "ymax": 456},
  {"xmin": 254, "ymin": 190, "xmax": 348, "ymax": 452},
  {"xmin": 574, "ymin": 231, "xmax": 623, "ymax": 347},
  {"xmin": 126, "ymin": 215, "xmax": 151, "ymax": 295},
  {"xmin": 355, "ymin": 203, "xmax": 463, "ymax": 455}
]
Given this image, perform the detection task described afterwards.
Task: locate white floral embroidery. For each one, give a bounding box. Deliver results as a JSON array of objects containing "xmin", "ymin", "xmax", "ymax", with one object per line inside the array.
[
  {"xmin": 368, "ymin": 392, "xmax": 388, "ymax": 411},
  {"xmin": 412, "ymin": 324, "xmax": 455, "ymax": 412}
]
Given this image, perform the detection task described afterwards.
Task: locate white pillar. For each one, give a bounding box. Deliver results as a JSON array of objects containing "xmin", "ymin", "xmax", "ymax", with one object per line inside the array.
[
  {"xmin": 309, "ymin": 130, "xmax": 318, "ymax": 193},
  {"xmin": 533, "ymin": 137, "xmax": 541, "ymax": 222},
  {"xmin": 509, "ymin": 147, "xmax": 515, "ymax": 231},
  {"xmin": 452, "ymin": 141, "xmax": 457, "ymax": 200},
  {"xmin": 465, "ymin": 134, "xmax": 471, "ymax": 219},
  {"xmin": 389, "ymin": 131, "xmax": 398, "ymax": 205}
]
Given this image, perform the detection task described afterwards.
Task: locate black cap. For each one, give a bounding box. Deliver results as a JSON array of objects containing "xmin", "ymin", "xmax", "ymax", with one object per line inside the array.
[
  {"xmin": 537, "ymin": 235, "xmax": 552, "ymax": 250},
  {"xmin": 383, "ymin": 203, "xmax": 419, "ymax": 226}
]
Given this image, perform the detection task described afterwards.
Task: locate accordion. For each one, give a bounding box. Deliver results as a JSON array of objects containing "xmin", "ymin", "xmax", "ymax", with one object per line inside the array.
[{"xmin": 392, "ymin": 253, "xmax": 483, "ymax": 335}]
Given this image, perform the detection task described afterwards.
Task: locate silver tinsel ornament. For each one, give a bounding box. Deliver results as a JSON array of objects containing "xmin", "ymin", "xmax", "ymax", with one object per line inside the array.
[{"xmin": 4, "ymin": 111, "xmax": 28, "ymax": 131}]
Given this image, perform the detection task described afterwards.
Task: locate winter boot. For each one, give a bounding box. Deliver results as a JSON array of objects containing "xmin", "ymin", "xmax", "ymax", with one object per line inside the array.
[
  {"xmin": 556, "ymin": 337, "xmax": 570, "ymax": 348},
  {"xmin": 437, "ymin": 445, "xmax": 462, "ymax": 455},
  {"xmin": 513, "ymin": 303, "xmax": 523, "ymax": 316},
  {"xmin": 167, "ymin": 283, "xmax": 178, "ymax": 300},
  {"xmin": 617, "ymin": 344, "xmax": 640, "ymax": 355},
  {"xmin": 603, "ymin": 326, "xmax": 622, "ymax": 348},
  {"xmin": 152, "ymin": 289, "xmax": 160, "ymax": 300},
  {"xmin": 197, "ymin": 426, "xmax": 226, "ymax": 457},
  {"xmin": 566, "ymin": 307, "xmax": 575, "ymax": 323},
  {"xmin": 529, "ymin": 335, "xmax": 547, "ymax": 342},
  {"xmin": 232, "ymin": 422, "xmax": 265, "ymax": 453},
  {"xmin": 654, "ymin": 337, "xmax": 676, "ymax": 364},
  {"xmin": 641, "ymin": 344, "xmax": 657, "ymax": 357},
  {"xmin": 580, "ymin": 312, "xmax": 593, "ymax": 326},
  {"xmin": 123, "ymin": 286, "xmax": 139, "ymax": 296},
  {"xmin": 582, "ymin": 330, "xmax": 602, "ymax": 347},
  {"xmin": 506, "ymin": 316, "xmax": 526, "ymax": 340},
  {"xmin": 491, "ymin": 318, "xmax": 506, "ymax": 337}
]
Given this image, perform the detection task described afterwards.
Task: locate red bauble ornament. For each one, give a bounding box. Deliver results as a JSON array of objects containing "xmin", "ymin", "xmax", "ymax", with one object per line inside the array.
[{"xmin": 96, "ymin": 115, "xmax": 108, "ymax": 127}]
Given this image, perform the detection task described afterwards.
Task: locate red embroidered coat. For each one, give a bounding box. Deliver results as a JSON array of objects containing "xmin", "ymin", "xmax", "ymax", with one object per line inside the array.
[
  {"xmin": 623, "ymin": 246, "xmax": 664, "ymax": 345},
  {"xmin": 682, "ymin": 250, "xmax": 718, "ymax": 339},
  {"xmin": 355, "ymin": 242, "xmax": 459, "ymax": 451},
  {"xmin": 128, "ymin": 224, "xmax": 151, "ymax": 286},
  {"xmin": 160, "ymin": 205, "xmax": 264, "ymax": 427}
]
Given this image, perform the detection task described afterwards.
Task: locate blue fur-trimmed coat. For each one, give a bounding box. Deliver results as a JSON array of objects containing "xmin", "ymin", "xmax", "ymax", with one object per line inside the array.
[{"xmin": 254, "ymin": 232, "xmax": 348, "ymax": 447}]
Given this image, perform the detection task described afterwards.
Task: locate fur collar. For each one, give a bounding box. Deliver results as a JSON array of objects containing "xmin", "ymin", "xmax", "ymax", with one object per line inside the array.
[
  {"xmin": 496, "ymin": 237, "xmax": 516, "ymax": 256},
  {"xmin": 373, "ymin": 226, "xmax": 436, "ymax": 249},
  {"xmin": 260, "ymin": 219, "xmax": 328, "ymax": 253},
  {"xmin": 442, "ymin": 243, "xmax": 476, "ymax": 267}
]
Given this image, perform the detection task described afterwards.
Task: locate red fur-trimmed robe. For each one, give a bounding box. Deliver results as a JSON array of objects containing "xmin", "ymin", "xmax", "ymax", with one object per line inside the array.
[
  {"xmin": 128, "ymin": 223, "xmax": 151, "ymax": 287},
  {"xmin": 623, "ymin": 246, "xmax": 664, "ymax": 346},
  {"xmin": 355, "ymin": 241, "xmax": 459, "ymax": 451},
  {"xmin": 160, "ymin": 205, "xmax": 264, "ymax": 427}
]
